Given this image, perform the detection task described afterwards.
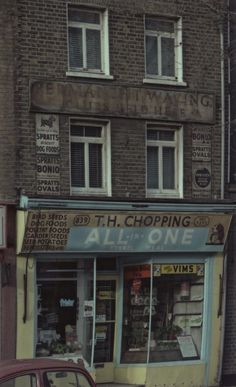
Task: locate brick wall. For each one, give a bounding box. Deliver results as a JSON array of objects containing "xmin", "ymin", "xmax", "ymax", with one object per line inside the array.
[
  {"xmin": 15, "ymin": 0, "xmax": 226, "ymax": 200},
  {"xmin": 0, "ymin": 0, "xmax": 17, "ymax": 201}
]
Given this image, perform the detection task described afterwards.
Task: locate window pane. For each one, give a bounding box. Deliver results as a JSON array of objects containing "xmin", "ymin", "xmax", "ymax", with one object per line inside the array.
[
  {"xmin": 89, "ymin": 143, "xmax": 102, "ymax": 188},
  {"xmin": 147, "ymin": 129, "xmax": 174, "ymax": 141},
  {"xmin": 159, "ymin": 131, "xmax": 175, "ymax": 141},
  {"xmin": 69, "ymin": 27, "xmax": 83, "ymax": 68},
  {"xmin": 163, "ymin": 147, "xmax": 175, "ymax": 189},
  {"xmin": 147, "ymin": 146, "xmax": 159, "ymax": 189},
  {"xmin": 71, "ymin": 142, "xmax": 85, "ymax": 187},
  {"xmin": 45, "ymin": 371, "xmax": 92, "ymax": 387},
  {"xmin": 146, "ymin": 35, "xmax": 158, "ymax": 75},
  {"xmin": 36, "ymin": 260, "xmax": 95, "ymax": 367},
  {"xmin": 85, "ymin": 126, "xmax": 102, "ymax": 137},
  {"xmin": 86, "ymin": 29, "xmax": 101, "ymax": 70},
  {"xmin": 71, "ymin": 124, "xmax": 84, "ymax": 136},
  {"xmin": 69, "ymin": 8, "xmax": 100, "ymax": 24},
  {"xmin": 147, "ymin": 129, "xmax": 159, "ymax": 141},
  {"xmin": 161, "ymin": 37, "xmax": 175, "ymax": 77},
  {"xmin": 121, "ymin": 265, "xmax": 151, "ymax": 364},
  {"xmin": 149, "ymin": 264, "xmax": 204, "ymax": 362},
  {"xmin": 36, "ymin": 279, "xmax": 77, "ymax": 357},
  {"xmin": 145, "ymin": 18, "xmax": 174, "ymax": 33},
  {"xmin": 0, "ymin": 375, "xmax": 37, "ymax": 387},
  {"xmin": 71, "ymin": 125, "xmax": 102, "ymax": 137}
]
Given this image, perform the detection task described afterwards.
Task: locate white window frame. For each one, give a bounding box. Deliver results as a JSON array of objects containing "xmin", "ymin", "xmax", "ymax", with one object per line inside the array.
[
  {"xmin": 67, "ymin": 5, "xmax": 113, "ymax": 79},
  {"xmin": 70, "ymin": 119, "xmax": 111, "ymax": 196},
  {"xmin": 146, "ymin": 124, "xmax": 183, "ymax": 198},
  {"xmin": 143, "ymin": 16, "xmax": 186, "ymax": 86}
]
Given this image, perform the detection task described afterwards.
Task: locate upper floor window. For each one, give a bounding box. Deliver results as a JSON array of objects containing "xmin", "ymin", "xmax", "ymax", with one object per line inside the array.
[
  {"xmin": 67, "ymin": 6, "xmax": 111, "ymax": 78},
  {"xmin": 146, "ymin": 125, "xmax": 183, "ymax": 198},
  {"xmin": 144, "ymin": 16, "xmax": 184, "ymax": 85},
  {"xmin": 70, "ymin": 120, "xmax": 111, "ymax": 196}
]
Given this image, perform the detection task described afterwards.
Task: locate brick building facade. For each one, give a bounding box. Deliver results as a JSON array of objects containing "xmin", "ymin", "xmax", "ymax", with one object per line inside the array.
[
  {"xmin": 12, "ymin": 0, "xmax": 234, "ymax": 386},
  {"xmin": 15, "ymin": 0, "xmax": 225, "ymax": 199}
]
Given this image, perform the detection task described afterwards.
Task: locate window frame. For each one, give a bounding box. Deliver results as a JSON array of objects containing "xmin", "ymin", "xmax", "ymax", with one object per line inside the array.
[
  {"xmin": 69, "ymin": 118, "xmax": 111, "ymax": 196},
  {"xmin": 146, "ymin": 124, "xmax": 183, "ymax": 198},
  {"xmin": 120, "ymin": 261, "xmax": 207, "ymax": 365},
  {"xmin": 144, "ymin": 16, "xmax": 185, "ymax": 86},
  {"xmin": 67, "ymin": 5, "xmax": 112, "ymax": 79}
]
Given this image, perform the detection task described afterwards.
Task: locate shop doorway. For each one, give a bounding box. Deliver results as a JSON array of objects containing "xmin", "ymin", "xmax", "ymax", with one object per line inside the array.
[{"xmin": 94, "ymin": 277, "xmax": 117, "ymax": 384}]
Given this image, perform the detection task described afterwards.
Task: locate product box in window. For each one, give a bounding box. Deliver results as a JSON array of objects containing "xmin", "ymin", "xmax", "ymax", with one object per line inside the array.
[{"xmin": 65, "ymin": 325, "xmax": 77, "ymax": 344}]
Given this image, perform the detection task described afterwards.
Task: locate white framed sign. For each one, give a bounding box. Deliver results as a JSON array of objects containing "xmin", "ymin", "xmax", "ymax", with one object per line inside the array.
[
  {"xmin": 177, "ymin": 335, "xmax": 198, "ymax": 358},
  {"xmin": 0, "ymin": 206, "xmax": 6, "ymax": 248}
]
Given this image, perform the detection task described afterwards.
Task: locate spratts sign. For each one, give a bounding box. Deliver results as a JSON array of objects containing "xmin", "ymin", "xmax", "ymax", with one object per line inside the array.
[{"xmin": 20, "ymin": 210, "xmax": 232, "ymax": 254}]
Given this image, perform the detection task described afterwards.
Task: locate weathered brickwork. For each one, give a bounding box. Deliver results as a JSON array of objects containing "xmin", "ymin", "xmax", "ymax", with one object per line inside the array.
[
  {"xmin": 0, "ymin": 0, "xmax": 17, "ymax": 200},
  {"xmin": 15, "ymin": 0, "xmax": 226, "ymax": 201}
]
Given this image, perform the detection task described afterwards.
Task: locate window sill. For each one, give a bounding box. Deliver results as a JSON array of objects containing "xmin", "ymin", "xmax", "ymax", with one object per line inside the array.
[
  {"xmin": 143, "ymin": 78, "xmax": 187, "ymax": 87},
  {"xmin": 71, "ymin": 189, "xmax": 111, "ymax": 197},
  {"xmin": 66, "ymin": 71, "xmax": 114, "ymax": 80},
  {"xmin": 146, "ymin": 192, "xmax": 182, "ymax": 199}
]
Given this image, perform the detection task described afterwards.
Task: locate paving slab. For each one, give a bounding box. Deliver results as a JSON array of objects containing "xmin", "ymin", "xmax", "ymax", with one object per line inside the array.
[{"xmin": 97, "ymin": 384, "xmax": 144, "ymax": 387}]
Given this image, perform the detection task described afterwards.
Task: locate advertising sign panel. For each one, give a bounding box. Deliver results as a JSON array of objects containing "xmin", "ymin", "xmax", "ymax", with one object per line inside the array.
[{"xmin": 21, "ymin": 210, "xmax": 232, "ymax": 254}]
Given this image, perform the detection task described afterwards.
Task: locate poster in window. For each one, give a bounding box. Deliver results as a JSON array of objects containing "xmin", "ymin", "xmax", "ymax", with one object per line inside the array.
[
  {"xmin": 177, "ymin": 335, "xmax": 198, "ymax": 358},
  {"xmin": 84, "ymin": 300, "xmax": 94, "ymax": 318}
]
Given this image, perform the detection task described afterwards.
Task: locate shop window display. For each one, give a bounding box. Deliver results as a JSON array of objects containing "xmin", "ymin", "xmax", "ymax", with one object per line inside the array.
[
  {"xmin": 121, "ymin": 263, "xmax": 204, "ymax": 363},
  {"xmin": 36, "ymin": 260, "xmax": 94, "ymax": 366}
]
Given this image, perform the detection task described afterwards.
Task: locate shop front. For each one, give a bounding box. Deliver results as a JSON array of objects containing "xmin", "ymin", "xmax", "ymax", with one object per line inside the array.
[{"xmin": 16, "ymin": 198, "xmax": 232, "ymax": 386}]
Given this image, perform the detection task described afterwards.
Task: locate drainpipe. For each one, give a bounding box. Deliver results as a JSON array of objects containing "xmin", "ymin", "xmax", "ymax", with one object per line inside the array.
[
  {"xmin": 217, "ymin": 4, "xmax": 230, "ymax": 384},
  {"xmin": 220, "ymin": 20, "xmax": 225, "ymax": 200},
  {"xmin": 227, "ymin": 0, "xmax": 231, "ymax": 183}
]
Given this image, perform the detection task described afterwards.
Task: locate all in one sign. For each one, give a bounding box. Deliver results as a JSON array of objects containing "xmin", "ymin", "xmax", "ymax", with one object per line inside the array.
[{"xmin": 21, "ymin": 210, "xmax": 232, "ymax": 254}]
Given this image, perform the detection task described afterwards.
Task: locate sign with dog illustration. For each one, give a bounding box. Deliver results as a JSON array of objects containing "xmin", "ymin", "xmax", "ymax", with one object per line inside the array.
[{"xmin": 21, "ymin": 210, "xmax": 232, "ymax": 254}]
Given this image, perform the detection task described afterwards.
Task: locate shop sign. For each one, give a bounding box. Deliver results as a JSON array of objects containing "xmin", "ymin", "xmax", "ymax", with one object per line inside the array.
[
  {"xmin": 0, "ymin": 206, "xmax": 6, "ymax": 249},
  {"xmin": 192, "ymin": 163, "xmax": 211, "ymax": 198},
  {"xmin": 36, "ymin": 114, "xmax": 60, "ymax": 196},
  {"xmin": 31, "ymin": 81, "xmax": 215, "ymax": 123},
  {"xmin": 192, "ymin": 128, "xmax": 212, "ymax": 161},
  {"xmin": 177, "ymin": 335, "xmax": 198, "ymax": 358},
  {"xmin": 84, "ymin": 301, "xmax": 94, "ymax": 318},
  {"xmin": 20, "ymin": 210, "xmax": 232, "ymax": 254},
  {"xmin": 59, "ymin": 298, "xmax": 75, "ymax": 307},
  {"xmin": 36, "ymin": 155, "xmax": 60, "ymax": 195},
  {"xmin": 36, "ymin": 114, "xmax": 59, "ymax": 154},
  {"xmin": 153, "ymin": 264, "xmax": 204, "ymax": 276}
]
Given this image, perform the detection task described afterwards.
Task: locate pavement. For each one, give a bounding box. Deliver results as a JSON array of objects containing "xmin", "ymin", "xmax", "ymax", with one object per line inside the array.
[{"xmin": 97, "ymin": 384, "xmax": 144, "ymax": 386}]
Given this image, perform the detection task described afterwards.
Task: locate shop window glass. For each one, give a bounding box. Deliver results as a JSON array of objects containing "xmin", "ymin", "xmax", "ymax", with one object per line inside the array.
[
  {"xmin": 121, "ymin": 265, "xmax": 151, "ymax": 363},
  {"xmin": 121, "ymin": 263, "xmax": 204, "ymax": 364},
  {"xmin": 36, "ymin": 260, "xmax": 94, "ymax": 367}
]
